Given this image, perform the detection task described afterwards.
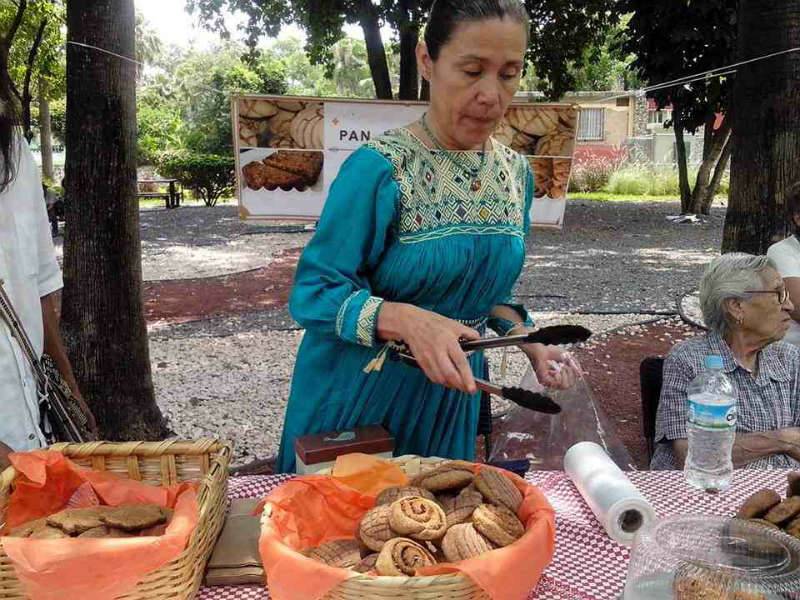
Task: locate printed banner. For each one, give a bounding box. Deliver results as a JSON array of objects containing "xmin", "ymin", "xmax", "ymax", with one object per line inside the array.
[{"xmin": 232, "ymin": 95, "xmax": 578, "ymax": 228}]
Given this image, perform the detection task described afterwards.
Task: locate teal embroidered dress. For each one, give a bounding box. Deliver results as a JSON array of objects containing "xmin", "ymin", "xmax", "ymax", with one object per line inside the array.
[{"xmin": 276, "ymin": 128, "xmax": 534, "ymax": 473}]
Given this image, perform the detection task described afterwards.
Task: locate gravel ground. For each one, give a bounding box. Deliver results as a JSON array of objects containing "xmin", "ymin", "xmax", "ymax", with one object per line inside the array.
[
  {"xmin": 54, "ymin": 206, "xmax": 312, "ymax": 281},
  {"xmin": 58, "ymin": 201, "xmax": 725, "ymax": 465}
]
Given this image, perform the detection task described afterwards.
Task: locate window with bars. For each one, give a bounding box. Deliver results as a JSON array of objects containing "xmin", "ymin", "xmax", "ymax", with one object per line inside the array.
[{"xmin": 577, "ymin": 107, "xmax": 605, "ymax": 141}]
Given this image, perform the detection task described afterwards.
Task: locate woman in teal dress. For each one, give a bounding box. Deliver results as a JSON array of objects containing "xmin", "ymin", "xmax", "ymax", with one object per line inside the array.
[{"xmin": 276, "ymin": 0, "xmax": 578, "ymax": 473}]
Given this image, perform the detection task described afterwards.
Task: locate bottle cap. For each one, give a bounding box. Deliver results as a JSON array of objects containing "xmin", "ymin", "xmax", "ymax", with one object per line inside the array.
[{"xmin": 705, "ymin": 355, "xmax": 724, "ymax": 370}]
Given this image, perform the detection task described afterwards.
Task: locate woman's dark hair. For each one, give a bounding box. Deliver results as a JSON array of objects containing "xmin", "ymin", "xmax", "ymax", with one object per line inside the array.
[
  {"xmin": 424, "ymin": 0, "xmax": 530, "ymax": 60},
  {"xmin": 0, "ymin": 58, "xmax": 19, "ymax": 194}
]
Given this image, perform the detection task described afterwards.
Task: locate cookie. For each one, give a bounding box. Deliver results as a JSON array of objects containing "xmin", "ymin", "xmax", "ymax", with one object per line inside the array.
[
  {"xmin": 375, "ymin": 537, "xmax": 436, "ymax": 576},
  {"xmin": 472, "ymin": 504, "xmax": 525, "ymax": 547},
  {"xmin": 763, "ymin": 496, "xmax": 800, "ymax": 525},
  {"xmin": 376, "ymin": 486, "xmax": 436, "ymax": 506},
  {"xmin": 748, "ymin": 518, "xmax": 780, "ymax": 530},
  {"xmin": 77, "ymin": 526, "xmax": 135, "ymax": 539},
  {"xmin": 306, "ymin": 539, "xmax": 362, "ymax": 569},
  {"xmin": 785, "ymin": 515, "xmax": 800, "ymax": 539},
  {"xmin": 441, "ymin": 523, "xmax": 495, "ymax": 562},
  {"xmin": 410, "ymin": 461, "xmax": 475, "ymax": 493},
  {"xmin": 30, "ymin": 525, "xmax": 69, "ymax": 539},
  {"xmin": 474, "ymin": 468, "xmax": 523, "ymax": 512},
  {"xmin": 736, "ymin": 489, "xmax": 782, "ymax": 519},
  {"xmin": 352, "ymin": 553, "xmax": 378, "ymax": 573},
  {"xmin": 7, "ymin": 518, "xmax": 48, "ymax": 538},
  {"xmin": 789, "ymin": 472, "xmax": 800, "ymax": 497},
  {"xmin": 358, "ymin": 504, "xmax": 395, "ymax": 552},
  {"xmin": 438, "ymin": 485, "xmax": 483, "ymax": 528},
  {"xmin": 389, "ymin": 496, "xmax": 447, "ymax": 541},
  {"xmin": 47, "ymin": 507, "xmax": 109, "ymax": 535},
  {"xmin": 101, "ymin": 504, "xmax": 166, "ymax": 532}
]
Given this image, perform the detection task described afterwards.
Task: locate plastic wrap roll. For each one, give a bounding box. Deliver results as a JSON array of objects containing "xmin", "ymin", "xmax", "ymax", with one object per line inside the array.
[{"xmin": 564, "ymin": 441, "xmax": 656, "ymax": 545}]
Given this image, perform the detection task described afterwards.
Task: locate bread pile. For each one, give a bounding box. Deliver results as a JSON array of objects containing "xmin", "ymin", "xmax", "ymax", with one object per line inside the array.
[
  {"xmin": 303, "ymin": 461, "xmax": 527, "ymax": 576},
  {"xmin": 7, "ymin": 505, "xmax": 172, "ymax": 539},
  {"xmin": 734, "ymin": 472, "xmax": 800, "ymax": 538}
]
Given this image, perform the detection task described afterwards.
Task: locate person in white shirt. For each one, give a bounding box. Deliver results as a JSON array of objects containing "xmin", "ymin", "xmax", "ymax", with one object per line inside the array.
[
  {"xmin": 767, "ymin": 182, "xmax": 800, "ymax": 346},
  {"xmin": 0, "ymin": 79, "xmax": 96, "ymax": 469}
]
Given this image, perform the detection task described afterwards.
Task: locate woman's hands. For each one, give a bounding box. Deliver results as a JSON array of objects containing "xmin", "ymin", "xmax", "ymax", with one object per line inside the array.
[
  {"xmin": 378, "ymin": 302, "xmax": 480, "ymax": 394},
  {"xmin": 523, "ymin": 342, "xmax": 581, "ymax": 390}
]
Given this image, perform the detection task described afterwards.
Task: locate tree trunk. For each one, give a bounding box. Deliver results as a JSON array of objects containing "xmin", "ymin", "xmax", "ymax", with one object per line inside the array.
[
  {"xmin": 701, "ymin": 134, "xmax": 733, "ymax": 215},
  {"xmin": 723, "ymin": 0, "xmax": 800, "ymax": 254},
  {"xmin": 358, "ymin": 0, "xmax": 393, "ymax": 99},
  {"xmin": 20, "ymin": 19, "xmax": 48, "ymax": 143},
  {"xmin": 38, "ymin": 76, "xmax": 54, "ymax": 182},
  {"xmin": 397, "ymin": 1, "xmax": 419, "ymax": 101},
  {"xmin": 672, "ymin": 106, "xmax": 692, "ymax": 213},
  {"xmin": 689, "ymin": 118, "xmax": 732, "ymax": 215},
  {"xmin": 62, "ymin": 0, "xmax": 168, "ymax": 440}
]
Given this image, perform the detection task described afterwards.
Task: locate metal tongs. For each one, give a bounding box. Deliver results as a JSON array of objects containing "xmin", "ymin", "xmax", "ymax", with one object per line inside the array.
[{"xmin": 392, "ymin": 325, "xmax": 592, "ymax": 416}]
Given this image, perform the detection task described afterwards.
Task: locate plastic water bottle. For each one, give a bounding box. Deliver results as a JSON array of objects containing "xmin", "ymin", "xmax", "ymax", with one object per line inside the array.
[{"xmin": 684, "ymin": 355, "xmax": 737, "ymax": 493}]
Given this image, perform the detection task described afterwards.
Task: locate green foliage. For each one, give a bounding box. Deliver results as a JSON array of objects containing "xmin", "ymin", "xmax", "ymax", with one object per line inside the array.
[
  {"xmin": 137, "ymin": 88, "xmax": 182, "ymax": 165},
  {"xmin": 621, "ymin": 0, "xmax": 737, "ymax": 133},
  {"xmin": 567, "ymin": 16, "xmax": 643, "ymax": 92},
  {"xmin": 156, "ymin": 152, "xmax": 235, "ymax": 207},
  {"xmin": 523, "ymin": 0, "xmax": 626, "ymax": 99},
  {"xmin": 137, "ymin": 42, "xmax": 287, "ymax": 160},
  {"xmin": 188, "ymin": 0, "xmax": 623, "ymax": 101},
  {"xmin": 570, "ymin": 162, "xmax": 730, "ymax": 198}
]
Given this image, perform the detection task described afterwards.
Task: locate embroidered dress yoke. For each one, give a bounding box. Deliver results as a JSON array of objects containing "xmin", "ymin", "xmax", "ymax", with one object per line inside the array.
[{"xmin": 276, "ymin": 128, "xmax": 535, "ymax": 473}]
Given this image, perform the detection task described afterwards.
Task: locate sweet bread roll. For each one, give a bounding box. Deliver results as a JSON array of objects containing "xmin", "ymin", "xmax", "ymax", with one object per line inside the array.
[
  {"xmin": 441, "ymin": 523, "xmax": 495, "ymax": 562},
  {"xmin": 763, "ymin": 496, "xmax": 800, "ymax": 525},
  {"xmin": 358, "ymin": 504, "xmax": 395, "ymax": 552},
  {"xmin": 389, "ymin": 496, "xmax": 447, "ymax": 541},
  {"xmin": 474, "ymin": 468, "xmax": 523, "ymax": 512},
  {"xmin": 410, "ymin": 461, "xmax": 475, "ymax": 492},
  {"xmin": 376, "ymin": 486, "xmax": 435, "ymax": 506},
  {"xmin": 472, "ymin": 504, "xmax": 524, "ymax": 547},
  {"xmin": 306, "ymin": 539, "xmax": 362, "ymax": 569},
  {"xmin": 375, "ymin": 537, "xmax": 436, "ymax": 576},
  {"xmin": 438, "ymin": 485, "xmax": 482, "ymax": 528}
]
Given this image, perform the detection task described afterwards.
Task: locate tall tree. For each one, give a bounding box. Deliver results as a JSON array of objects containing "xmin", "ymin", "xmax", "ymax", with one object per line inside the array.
[
  {"xmin": 188, "ymin": 0, "xmax": 620, "ymax": 101},
  {"xmin": 623, "ymin": 0, "xmax": 737, "ymax": 215},
  {"xmin": 62, "ymin": 0, "xmax": 168, "ymax": 440},
  {"xmin": 1, "ymin": 0, "xmax": 65, "ymax": 143},
  {"xmin": 722, "ymin": 1, "xmax": 800, "ymax": 253}
]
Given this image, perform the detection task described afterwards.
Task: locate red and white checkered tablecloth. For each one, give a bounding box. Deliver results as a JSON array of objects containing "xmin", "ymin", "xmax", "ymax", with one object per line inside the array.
[{"xmin": 197, "ymin": 469, "xmax": 792, "ymax": 600}]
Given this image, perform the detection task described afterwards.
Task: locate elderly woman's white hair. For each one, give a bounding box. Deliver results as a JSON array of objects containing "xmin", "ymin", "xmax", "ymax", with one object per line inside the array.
[{"xmin": 700, "ymin": 253, "xmax": 778, "ymax": 336}]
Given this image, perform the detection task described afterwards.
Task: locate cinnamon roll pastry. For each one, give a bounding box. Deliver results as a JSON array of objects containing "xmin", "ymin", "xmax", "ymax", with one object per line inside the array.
[
  {"xmin": 306, "ymin": 539, "xmax": 362, "ymax": 569},
  {"xmin": 358, "ymin": 504, "xmax": 395, "ymax": 552},
  {"xmin": 352, "ymin": 553, "xmax": 378, "ymax": 573},
  {"xmin": 389, "ymin": 496, "xmax": 447, "ymax": 541},
  {"xmin": 375, "ymin": 537, "xmax": 437, "ymax": 576},
  {"xmin": 474, "ymin": 468, "xmax": 523, "ymax": 512},
  {"xmin": 472, "ymin": 504, "xmax": 525, "ymax": 547},
  {"xmin": 441, "ymin": 523, "xmax": 495, "ymax": 562},
  {"xmin": 410, "ymin": 461, "xmax": 475, "ymax": 493},
  {"xmin": 438, "ymin": 485, "xmax": 483, "ymax": 528},
  {"xmin": 376, "ymin": 486, "xmax": 435, "ymax": 506}
]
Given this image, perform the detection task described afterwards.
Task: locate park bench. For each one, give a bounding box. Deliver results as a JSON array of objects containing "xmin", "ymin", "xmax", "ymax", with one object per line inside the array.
[{"xmin": 136, "ymin": 179, "xmax": 183, "ymax": 209}]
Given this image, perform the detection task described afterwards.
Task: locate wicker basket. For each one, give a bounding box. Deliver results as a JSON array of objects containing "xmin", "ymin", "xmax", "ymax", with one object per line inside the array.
[
  {"xmin": 280, "ymin": 455, "xmax": 492, "ymax": 600},
  {"xmin": 0, "ymin": 439, "xmax": 231, "ymax": 600}
]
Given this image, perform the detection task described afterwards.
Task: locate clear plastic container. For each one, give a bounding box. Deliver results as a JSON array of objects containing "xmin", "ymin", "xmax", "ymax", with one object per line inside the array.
[{"xmin": 623, "ymin": 515, "xmax": 800, "ymax": 599}]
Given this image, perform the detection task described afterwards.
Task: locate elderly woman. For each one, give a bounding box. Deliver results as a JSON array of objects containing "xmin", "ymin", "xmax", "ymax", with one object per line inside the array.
[
  {"xmin": 652, "ymin": 253, "xmax": 800, "ymax": 470},
  {"xmin": 276, "ymin": 0, "xmax": 579, "ymax": 473},
  {"xmin": 767, "ymin": 182, "xmax": 800, "ymax": 346}
]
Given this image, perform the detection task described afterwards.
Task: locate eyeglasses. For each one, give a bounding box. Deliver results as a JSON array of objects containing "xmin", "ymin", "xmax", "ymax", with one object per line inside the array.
[{"xmin": 745, "ymin": 288, "xmax": 790, "ymax": 303}]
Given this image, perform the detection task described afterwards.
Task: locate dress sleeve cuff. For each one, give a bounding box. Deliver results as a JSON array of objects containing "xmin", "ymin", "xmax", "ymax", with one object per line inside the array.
[
  {"xmin": 335, "ymin": 290, "xmax": 384, "ymax": 347},
  {"xmin": 487, "ymin": 303, "xmax": 534, "ymax": 336}
]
